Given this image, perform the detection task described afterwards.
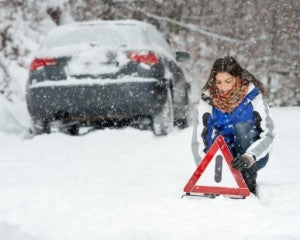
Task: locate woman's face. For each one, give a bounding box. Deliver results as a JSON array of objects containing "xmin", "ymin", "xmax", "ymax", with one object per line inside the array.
[{"xmin": 215, "ymin": 72, "xmax": 237, "ymax": 94}]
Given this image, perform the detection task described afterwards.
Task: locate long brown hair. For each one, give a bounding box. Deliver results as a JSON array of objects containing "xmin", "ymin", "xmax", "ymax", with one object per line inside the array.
[{"xmin": 203, "ymin": 56, "xmax": 267, "ymax": 96}]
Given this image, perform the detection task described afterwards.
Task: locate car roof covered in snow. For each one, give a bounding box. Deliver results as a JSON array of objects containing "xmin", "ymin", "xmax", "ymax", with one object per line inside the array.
[{"xmin": 37, "ymin": 20, "xmax": 174, "ymax": 60}]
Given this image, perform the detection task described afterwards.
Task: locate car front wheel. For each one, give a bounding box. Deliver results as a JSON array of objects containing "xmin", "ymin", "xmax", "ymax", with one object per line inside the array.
[{"xmin": 152, "ymin": 86, "xmax": 174, "ymax": 136}]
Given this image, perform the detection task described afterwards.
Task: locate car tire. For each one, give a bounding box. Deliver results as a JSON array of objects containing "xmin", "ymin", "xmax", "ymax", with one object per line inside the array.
[
  {"xmin": 67, "ymin": 124, "xmax": 79, "ymax": 135},
  {"xmin": 152, "ymin": 86, "xmax": 174, "ymax": 136},
  {"xmin": 32, "ymin": 119, "xmax": 50, "ymax": 135}
]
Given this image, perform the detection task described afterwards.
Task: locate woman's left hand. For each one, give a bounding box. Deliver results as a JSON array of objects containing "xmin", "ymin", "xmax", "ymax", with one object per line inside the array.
[{"xmin": 232, "ymin": 154, "xmax": 255, "ymax": 171}]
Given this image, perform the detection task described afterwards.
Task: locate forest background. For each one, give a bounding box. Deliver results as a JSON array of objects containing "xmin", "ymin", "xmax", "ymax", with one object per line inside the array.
[{"xmin": 0, "ymin": 0, "xmax": 299, "ymax": 108}]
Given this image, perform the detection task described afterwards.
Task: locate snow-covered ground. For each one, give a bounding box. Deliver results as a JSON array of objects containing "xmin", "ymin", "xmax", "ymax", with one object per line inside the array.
[{"xmin": 0, "ymin": 107, "xmax": 299, "ymax": 240}]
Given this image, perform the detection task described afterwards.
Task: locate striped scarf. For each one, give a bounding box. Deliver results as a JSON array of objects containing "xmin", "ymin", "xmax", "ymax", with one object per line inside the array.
[{"xmin": 211, "ymin": 78, "xmax": 249, "ymax": 113}]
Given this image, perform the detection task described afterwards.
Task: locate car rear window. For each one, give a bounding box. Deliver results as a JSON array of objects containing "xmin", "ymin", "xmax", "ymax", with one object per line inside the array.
[{"xmin": 40, "ymin": 23, "xmax": 150, "ymax": 49}]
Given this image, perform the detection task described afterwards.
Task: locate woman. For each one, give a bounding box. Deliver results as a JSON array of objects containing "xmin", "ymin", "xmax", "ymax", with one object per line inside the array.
[{"xmin": 191, "ymin": 56, "xmax": 274, "ymax": 195}]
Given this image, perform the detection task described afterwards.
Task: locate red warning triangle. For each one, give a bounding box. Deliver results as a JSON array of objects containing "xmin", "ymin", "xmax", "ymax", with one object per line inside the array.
[{"xmin": 184, "ymin": 135, "xmax": 250, "ymax": 197}]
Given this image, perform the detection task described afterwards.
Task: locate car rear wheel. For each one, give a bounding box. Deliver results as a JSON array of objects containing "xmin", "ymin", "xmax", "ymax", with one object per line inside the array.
[
  {"xmin": 152, "ymin": 86, "xmax": 174, "ymax": 136},
  {"xmin": 67, "ymin": 124, "xmax": 80, "ymax": 135},
  {"xmin": 31, "ymin": 119, "xmax": 50, "ymax": 135}
]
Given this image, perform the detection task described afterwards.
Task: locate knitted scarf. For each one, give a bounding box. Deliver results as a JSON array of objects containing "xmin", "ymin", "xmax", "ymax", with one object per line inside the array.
[{"xmin": 211, "ymin": 78, "xmax": 249, "ymax": 113}]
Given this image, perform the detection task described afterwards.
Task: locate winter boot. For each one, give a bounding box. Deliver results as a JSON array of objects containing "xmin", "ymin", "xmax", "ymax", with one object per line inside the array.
[{"xmin": 242, "ymin": 165, "xmax": 257, "ymax": 196}]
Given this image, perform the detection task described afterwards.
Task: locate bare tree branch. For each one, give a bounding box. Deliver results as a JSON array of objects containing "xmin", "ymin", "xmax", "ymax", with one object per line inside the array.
[{"xmin": 123, "ymin": 5, "xmax": 245, "ymax": 43}]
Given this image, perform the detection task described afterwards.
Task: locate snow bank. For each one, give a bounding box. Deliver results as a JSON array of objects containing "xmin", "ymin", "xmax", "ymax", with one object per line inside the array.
[
  {"xmin": 0, "ymin": 222, "xmax": 40, "ymax": 240},
  {"xmin": 0, "ymin": 107, "xmax": 299, "ymax": 240},
  {"xmin": 0, "ymin": 95, "xmax": 31, "ymax": 135}
]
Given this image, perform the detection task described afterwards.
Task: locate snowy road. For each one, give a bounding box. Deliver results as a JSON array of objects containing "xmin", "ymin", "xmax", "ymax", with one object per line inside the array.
[{"xmin": 0, "ymin": 107, "xmax": 299, "ymax": 240}]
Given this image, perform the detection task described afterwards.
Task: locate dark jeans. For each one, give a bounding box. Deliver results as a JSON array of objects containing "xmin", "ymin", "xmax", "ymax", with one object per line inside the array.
[
  {"xmin": 231, "ymin": 122, "xmax": 269, "ymax": 194},
  {"xmin": 233, "ymin": 122, "xmax": 269, "ymax": 170}
]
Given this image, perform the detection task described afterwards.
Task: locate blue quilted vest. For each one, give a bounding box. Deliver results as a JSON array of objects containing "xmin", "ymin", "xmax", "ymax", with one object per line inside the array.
[{"xmin": 205, "ymin": 87, "xmax": 260, "ymax": 150}]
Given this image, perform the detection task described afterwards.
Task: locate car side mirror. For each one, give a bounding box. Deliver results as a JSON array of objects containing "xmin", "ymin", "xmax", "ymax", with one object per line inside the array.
[{"xmin": 175, "ymin": 51, "xmax": 190, "ymax": 62}]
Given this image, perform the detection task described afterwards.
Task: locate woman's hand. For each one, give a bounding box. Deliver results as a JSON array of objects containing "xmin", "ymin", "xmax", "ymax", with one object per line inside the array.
[{"xmin": 232, "ymin": 154, "xmax": 255, "ymax": 171}]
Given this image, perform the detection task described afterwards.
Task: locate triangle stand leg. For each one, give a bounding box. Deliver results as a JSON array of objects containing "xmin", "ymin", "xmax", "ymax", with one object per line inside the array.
[{"xmin": 181, "ymin": 192, "xmax": 218, "ymax": 199}]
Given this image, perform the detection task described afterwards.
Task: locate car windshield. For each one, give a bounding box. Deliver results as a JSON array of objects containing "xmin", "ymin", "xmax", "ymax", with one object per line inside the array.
[{"xmin": 40, "ymin": 23, "xmax": 149, "ymax": 49}]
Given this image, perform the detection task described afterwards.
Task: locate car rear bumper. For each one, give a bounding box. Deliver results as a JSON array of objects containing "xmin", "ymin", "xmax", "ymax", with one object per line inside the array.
[{"xmin": 26, "ymin": 77, "xmax": 168, "ymax": 122}]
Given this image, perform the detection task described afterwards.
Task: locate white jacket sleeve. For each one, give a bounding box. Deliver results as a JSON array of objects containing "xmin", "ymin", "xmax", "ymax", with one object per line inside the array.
[
  {"xmin": 246, "ymin": 94, "xmax": 275, "ymax": 160},
  {"xmin": 191, "ymin": 96, "xmax": 213, "ymax": 166}
]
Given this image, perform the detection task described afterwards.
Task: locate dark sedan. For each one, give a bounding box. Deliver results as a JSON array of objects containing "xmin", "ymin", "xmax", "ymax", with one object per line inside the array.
[{"xmin": 26, "ymin": 20, "xmax": 191, "ymax": 135}]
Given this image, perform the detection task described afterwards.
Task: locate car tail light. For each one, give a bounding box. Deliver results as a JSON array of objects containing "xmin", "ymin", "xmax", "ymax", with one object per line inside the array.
[
  {"xmin": 127, "ymin": 51, "xmax": 159, "ymax": 65},
  {"xmin": 30, "ymin": 58, "xmax": 57, "ymax": 71}
]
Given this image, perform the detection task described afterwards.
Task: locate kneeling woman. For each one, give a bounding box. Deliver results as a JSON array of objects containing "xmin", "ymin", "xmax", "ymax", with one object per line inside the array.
[{"xmin": 192, "ymin": 56, "xmax": 274, "ymax": 195}]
